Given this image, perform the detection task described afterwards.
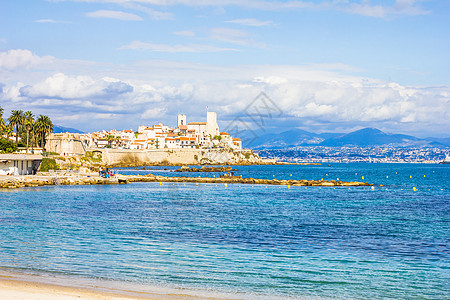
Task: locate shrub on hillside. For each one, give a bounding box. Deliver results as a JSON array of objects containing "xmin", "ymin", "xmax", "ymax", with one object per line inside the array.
[
  {"xmin": 40, "ymin": 158, "xmax": 59, "ymax": 172},
  {"xmin": 0, "ymin": 139, "xmax": 17, "ymax": 153}
]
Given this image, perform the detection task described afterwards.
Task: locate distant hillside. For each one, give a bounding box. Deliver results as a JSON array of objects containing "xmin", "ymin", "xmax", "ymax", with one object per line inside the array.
[
  {"xmin": 53, "ymin": 125, "xmax": 84, "ymax": 134},
  {"xmin": 319, "ymin": 128, "xmax": 424, "ymax": 147},
  {"xmin": 248, "ymin": 127, "xmax": 448, "ymax": 149}
]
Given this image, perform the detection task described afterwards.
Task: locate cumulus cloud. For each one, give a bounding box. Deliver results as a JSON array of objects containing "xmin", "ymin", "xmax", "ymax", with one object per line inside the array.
[
  {"xmin": 85, "ymin": 10, "xmax": 143, "ymax": 21},
  {"xmin": 0, "ymin": 49, "xmax": 448, "ymax": 136},
  {"xmin": 18, "ymin": 73, "xmax": 133, "ymax": 100},
  {"xmin": 0, "ymin": 49, "xmax": 55, "ymax": 71}
]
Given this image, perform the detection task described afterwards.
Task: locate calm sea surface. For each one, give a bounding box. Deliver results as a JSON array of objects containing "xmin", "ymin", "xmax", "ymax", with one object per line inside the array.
[{"xmin": 0, "ymin": 163, "xmax": 449, "ymax": 299}]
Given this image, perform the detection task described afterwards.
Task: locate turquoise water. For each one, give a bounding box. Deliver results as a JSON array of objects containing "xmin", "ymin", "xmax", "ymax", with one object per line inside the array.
[{"xmin": 0, "ymin": 164, "xmax": 449, "ymax": 299}]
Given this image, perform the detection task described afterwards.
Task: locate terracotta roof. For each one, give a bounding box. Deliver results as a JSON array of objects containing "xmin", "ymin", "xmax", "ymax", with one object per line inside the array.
[
  {"xmin": 188, "ymin": 122, "xmax": 207, "ymax": 125},
  {"xmin": 179, "ymin": 125, "xmax": 188, "ymax": 130},
  {"xmin": 220, "ymin": 132, "xmax": 230, "ymax": 135},
  {"xmin": 232, "ymin": 138, "xmax": 241, "ymax": 141},
  {"xmin": 134, "ymin": 139, "xmax": 146, "ymax": 142},
  {"xmin": 122, "ymin": 130, "xmax": 133, "ymax": 133}
]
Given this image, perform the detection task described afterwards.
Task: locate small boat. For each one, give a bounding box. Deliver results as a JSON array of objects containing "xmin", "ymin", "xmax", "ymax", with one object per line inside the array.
[{"xmin": 439, "ymin": 154, "xmax": 450, "ymax": 164}]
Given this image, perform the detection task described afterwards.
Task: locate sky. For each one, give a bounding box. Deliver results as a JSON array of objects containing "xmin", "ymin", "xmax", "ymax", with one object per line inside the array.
[{"xmin": 0, "ymin": 0, "xmax": 449, "ymax": 138}]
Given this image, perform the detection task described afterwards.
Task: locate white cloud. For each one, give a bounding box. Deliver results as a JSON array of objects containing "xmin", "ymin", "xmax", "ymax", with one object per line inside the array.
[
  {"xmin": 0, "ymin": 49, "xmax": 55, "ymax": 71},
  {"xmin": 62, "ymin": 0, "xmax": 430, "ymax": 18},
  {"xmin": 85, "ymin": 10, "xmax": 143, "ymax": 21},
  {"xmin": 225, "ymin": 18, "xmax": 273, "ymax": 26},
  {"xmin": 18, "ymin": 73, "xmax": 133, "ymax": 99},
  {"xmin": 173, "ymin": 30, "xmax": 196, "ymax": 37},
  {"xmin": 210, "ymin": 27, "xmax": 263, "ymax": 47},
  {"xmin": 1, "ymin": 49, "xmax": 448, "ymax": 136},
  {"xmin": 119, "ymin": 41, "xmax": 239, "ymax": 52},
  {"xmin": 226, "ymin": 19, "xmax": 273, "ymax": 27},
  {"xmin": 36, "ymin": 19, "xmax": 72, "ymax": 24}
]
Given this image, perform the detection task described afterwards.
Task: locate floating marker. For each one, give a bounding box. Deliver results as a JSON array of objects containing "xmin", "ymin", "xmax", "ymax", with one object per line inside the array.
[
  {"xmin": 321, "ymin": 178, "xmax": 323, "ymax": 181},
  {"xmin": 224, "ymin": 184, "xmax": 228, "ymax": 187},
  {"xmin": 196, "ymin": 183, "xmax": 199, "ymax": 186},
  {"xmin": 424, "ymin": 175, "xmax": 426, "ymax": 177},
  {"xmin": 273, "ymin": 175, "xmax": 275, "ymax": 177},
  {"xmin": 337, "ymin": 178, "xmax": 339, "ymax": 181},
  {"xmin": 159, "ymin": 182, "xmax": 162, "ymax": 185},
  {"xmin": 287, "ymin": 185, "xmax": 290, "ymax": 189},
  {"xmin": 386, "ymin": 176, "xmax": 389, "ymax": 179},
  {"xmin": 371, "ymin": 186, "xmax": 375, "ymax": 190},
  {"xmin": 413, "ymin": 187, "xmax": 417, "ymax": 191},
  {"xmin": 362, "ymin": 176, "xmax": 364, "ymax": 180},
  {"xmin": 290, "ymin": 174, "xmax": 292, "ymax": 177},
  {"xmin": 326, "ymin": 174, "xmax": 328, "ymax": 176},
  {"xmin": 410, "ymin": 175, "xmax": 412, "ymax": 178}
]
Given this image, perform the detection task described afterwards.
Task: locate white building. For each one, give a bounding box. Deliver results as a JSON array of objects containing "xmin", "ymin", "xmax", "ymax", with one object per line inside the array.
[{"xmin": 0, "ymin": 154, "xmax": 43, "ymax": 175}]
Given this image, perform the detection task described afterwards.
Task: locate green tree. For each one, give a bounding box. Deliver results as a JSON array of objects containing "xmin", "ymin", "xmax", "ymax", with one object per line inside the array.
[
  {"xmin": 35, "ymin": 115, "xmax": 54, "ymax": 151},
  {"xmin": 7, "ymin": 110, "xmax": 23, "ymax": 147},
  {"xmin": 106, "ymin": 135, "xmax": 119, "ymax": 148},
  {"xmin": 0, "ymin": 106, "xmax": 5, "ymax": 137},
  {"xmin": 23, "ymin": 111, "xmax": 34, "ymax": 153}
]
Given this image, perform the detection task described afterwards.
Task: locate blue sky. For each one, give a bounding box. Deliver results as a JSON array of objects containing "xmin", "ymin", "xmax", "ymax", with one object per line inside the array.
[{"xmin": 0, "ymin": 0, "xmax": 449, "ymax": 138}]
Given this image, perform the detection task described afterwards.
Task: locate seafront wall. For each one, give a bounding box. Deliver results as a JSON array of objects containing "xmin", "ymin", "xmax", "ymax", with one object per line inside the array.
[{"xmin": 98, "ymin": 148, "xmax": 262, "ymax": 166}]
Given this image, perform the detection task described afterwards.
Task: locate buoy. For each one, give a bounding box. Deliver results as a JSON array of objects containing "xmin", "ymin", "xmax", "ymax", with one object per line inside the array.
[
  {"xmin": 326, "ymin": 174, "xmax": 328, "ymax": 176},
  {"xmin": 224, "ymin": 184, "xmax": 227, "ymax": 187},
  {"xmin": 321, "ymin": 178, "xmax": 323, "ymax": 181},
  {"xmin": 413, "ymin": 187, "xmax": 417, "ymax": 191},
  {"xmin": 196, "ymin": 183, "xmax": 199, "ymax": 186},
  {"xmin": 305, "ymin": 187, "xmax": 307, "ymax": 189},
  {"xmin": 410, "ymin": 175, "xmax": 412, "ymax": 178},
  {"xmin": 380, "ymin": 184, "xmax": 384, "ymax": 187},
  {"xmin": 362, "ymin": 176, "xmax": 364, "ymax": 180},
  {"xmin": 337, "ymin": 178, "xmax": 339, "ymax": 181},
  {"xmin": 159, "ymin": 182, "xmax": 162, "ymax": 185},
  {"xmin": 287, "ymin": 185, "xmax": 290, "ymax": 189},
  {"xmin": 290, "ymin": 174, "xmax": 292, "ymax": 176},
  {"xmin": 386, "ymin": 176, "xmax": 388, "ymax": 179},
  {"xmin": 273, "ymin": 175, "xmax": 275, "ymax": 177},
  {"xmin": 371, "ymin": 186, "xmax": 375, "ymax": 190},
  {"xmin": 424, "ymin": 175, "xmax": 426, "ymax": 177}
]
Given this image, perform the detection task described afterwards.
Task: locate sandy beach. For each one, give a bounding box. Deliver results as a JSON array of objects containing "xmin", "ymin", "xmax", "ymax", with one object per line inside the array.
[{"xmin": 0, "ymin": 272, "xmax": 230, "ymax": 300}]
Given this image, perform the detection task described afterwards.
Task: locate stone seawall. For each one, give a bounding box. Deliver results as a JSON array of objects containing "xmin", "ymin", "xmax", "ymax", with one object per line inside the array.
[{"xmin": 98, "ymin": 148, "xmax": 261, "ymax": 166}]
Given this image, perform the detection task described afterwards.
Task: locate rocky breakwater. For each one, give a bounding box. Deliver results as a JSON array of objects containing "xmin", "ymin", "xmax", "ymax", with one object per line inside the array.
[
  {"xmin": 0, "ymin": 173, "xmax": 127, "ymax": 189},
  {"xmin": 125, "ymin": 174, "xmax": 372, "ymax": 187},
  {"xmin": 174, "ymin": 166, "xmax": 237, "ymax": 172}
]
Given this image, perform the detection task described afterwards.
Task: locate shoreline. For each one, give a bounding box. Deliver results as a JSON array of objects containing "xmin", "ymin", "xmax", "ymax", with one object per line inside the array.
[{"xmin": 0, "ymin": 271, "xmax": 242, "ymax": 300}]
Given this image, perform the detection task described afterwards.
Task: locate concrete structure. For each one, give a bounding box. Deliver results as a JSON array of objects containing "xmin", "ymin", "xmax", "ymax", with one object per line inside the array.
[
  {"xmin": 0, "ymin": 154, "xmax": 43, "ymax": 175},
  {"xmin": 206, "ymin": 112, "xmax": 219, "ymax": 137},
  {"xmin": 46, "ymin": 133, "xmax": 87, "ymax": 155},
  {"xmin": 177, "ymin": 114, "xmax": 187, "ymax": 127}
]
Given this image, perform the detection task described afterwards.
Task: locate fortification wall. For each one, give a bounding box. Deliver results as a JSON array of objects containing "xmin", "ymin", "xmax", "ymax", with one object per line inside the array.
[
  {"xmin": 98, "ymin": 148, "xmax": 261, "ymax": 165},
  {"xmin": 46, "ymin": 138, "xmax": 86, "ymax": 155}
]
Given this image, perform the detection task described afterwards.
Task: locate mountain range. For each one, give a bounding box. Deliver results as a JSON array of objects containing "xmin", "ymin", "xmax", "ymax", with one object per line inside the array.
[
  {"xmin": 53, "ymin": 125, "xmax": 84, "ymax": 134},
  {"xmin": 246, "ymin": 128, "xmax": 450, "ymax": 149}
]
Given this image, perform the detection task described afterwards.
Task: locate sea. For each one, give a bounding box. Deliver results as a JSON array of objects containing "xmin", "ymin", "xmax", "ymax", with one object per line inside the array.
[{"xmin": 0, "ymin": 163, "xmax": 448, "ymax": 299}]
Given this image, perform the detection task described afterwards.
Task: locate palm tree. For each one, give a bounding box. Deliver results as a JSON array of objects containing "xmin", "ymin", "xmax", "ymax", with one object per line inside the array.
[
  {"xmin": 23, "ymin": 111, "xmax": 34, "ymax": 153},
  {"xmin": 0, "ymin": 106, "xmax": 5, "ymax": 138},
  {"xmin": 35, "ymin": 115, "xmax": 54, "ymax": 151},
  {"xmin": 7, "ymin": 110, "xmax": 24, "ymax": 147}
]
